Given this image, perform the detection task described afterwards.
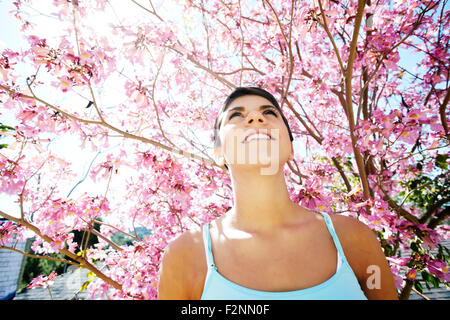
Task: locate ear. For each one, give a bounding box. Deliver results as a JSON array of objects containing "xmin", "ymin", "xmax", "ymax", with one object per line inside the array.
[
  {"xmin": 288, "ymin": 142, "xmax": 294, "ymax": 161},
  {"xmin": 214, "ymin": 146, "xmax": 226, "ymax": 167}
]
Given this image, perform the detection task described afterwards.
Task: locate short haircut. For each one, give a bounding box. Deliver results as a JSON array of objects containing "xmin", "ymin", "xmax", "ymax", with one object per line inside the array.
[{"xmin": 214, "ymin": 87, "xmax": 294, "ymax": 170}]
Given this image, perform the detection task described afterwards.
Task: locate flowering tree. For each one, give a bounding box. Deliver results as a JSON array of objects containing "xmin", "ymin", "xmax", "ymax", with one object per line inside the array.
[{"xmin": 0, "ymin": 0, "xmax": 449, "ymax": 300}]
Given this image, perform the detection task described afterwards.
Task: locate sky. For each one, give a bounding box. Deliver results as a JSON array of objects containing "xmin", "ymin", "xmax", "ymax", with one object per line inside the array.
[
  {"xmin": 0, "ymin": 0, "xmax": 217, "ymax": 223},
  {"xmin": 0, "ymin": 1, "xmax": 122, "ymax": 218}
]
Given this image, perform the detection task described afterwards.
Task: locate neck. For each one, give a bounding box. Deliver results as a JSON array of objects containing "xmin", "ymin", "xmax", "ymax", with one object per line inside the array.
[{"xmin": 225, "ymin": 166, "xmax": 296, "ymax": 233}]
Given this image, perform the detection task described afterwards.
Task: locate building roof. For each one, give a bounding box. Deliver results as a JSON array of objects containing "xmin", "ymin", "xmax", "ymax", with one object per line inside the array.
[
  {"xmin": 14, "ymin": 265, "xmax": 91, "ymax": 300},
  {"xmin": 0, "ymin": 240, "xmax": 26, "ymax": 300}
]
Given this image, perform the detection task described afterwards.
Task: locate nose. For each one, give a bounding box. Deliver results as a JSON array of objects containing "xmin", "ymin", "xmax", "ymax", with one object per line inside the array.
[{"xmin": 245, "ymin": 110, "xmax": 266, "ymax": 125}]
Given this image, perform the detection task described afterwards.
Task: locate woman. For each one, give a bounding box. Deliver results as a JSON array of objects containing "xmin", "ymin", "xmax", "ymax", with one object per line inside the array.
[{"xmin": 158, "ymin": 87, "xmax": 398, "ymax": 300}]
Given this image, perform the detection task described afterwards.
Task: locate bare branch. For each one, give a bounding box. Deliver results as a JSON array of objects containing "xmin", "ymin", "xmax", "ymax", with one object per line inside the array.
[
  {"xmin": 131, "ymin": 0, "xmax": 163, "ymax": 21},
  {"xmin": 287, "ymin": 159, "xmax": 308, "ymax": 182},
  {"xmin": 344, "ymin": 0, "xmax": 371, "ymax": 200},
  {"xmin": 0, "ymin": 83, "xmax": 219, "ymax": 169},
  {"xmin": 376, "ymin": 176, "xmax": 420, "ymax": 225},
  {"xmin": 169, "ymin": 41, "xmax": 236, "ymax": 89},
  {"xmin": 283, "ymin": 98, "xmax": 324, "ymax": 144},
  {"xmin": 428, "ymin": 206, "xmax": 450, "ymax": 229},
  {"xmin": 263, "ymin": 0, "xmax": 296, "ymax": 107},
  {"xmin": 0, "ymin": 209, "xmax": 123, "ymax": 291},
  {"xmin": 147, "ymin": 48, "xmax": 178, "ymax": 148},
  {"xmin": 317, "ymin": 0, "xmax": 346, "ymax": 75},
  {"xmin": 90, "ymin": 228, "xmax": 123, "ymax": 252},
  {"xmin": 0, "ymin": 246, "xmax": 80, "ymax": 266},
  {"xmin": 439, "ymin": 87, "xmax": 449, "ymax": 136},
  {"xmin": 331, "ymin": 157, "xmax": 352, "ymax": 192}
]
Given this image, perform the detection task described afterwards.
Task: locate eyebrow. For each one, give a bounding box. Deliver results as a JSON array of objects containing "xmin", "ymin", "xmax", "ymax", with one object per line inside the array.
[{"xmin": 226, "ymin": 104, "xmax": 278, "ymax": 116}]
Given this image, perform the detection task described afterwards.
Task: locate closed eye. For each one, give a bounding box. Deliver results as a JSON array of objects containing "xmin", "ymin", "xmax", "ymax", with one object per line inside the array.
[
  {"xmin": 228, "ymin": 109, "xmax": 278, "ymax": 120},
  {"xmin": 264, "ymin": 110, "xmax": 277, "ymax": 117},
  {"xmin": 229, "ymin": 111, "xmax": 242, "ymax": 120}
]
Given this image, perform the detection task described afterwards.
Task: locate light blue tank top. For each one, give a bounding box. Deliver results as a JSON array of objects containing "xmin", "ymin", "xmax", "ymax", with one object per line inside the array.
[{"xmin": 200, "ymin": 211, "xmax": 367, "ymax": 300}]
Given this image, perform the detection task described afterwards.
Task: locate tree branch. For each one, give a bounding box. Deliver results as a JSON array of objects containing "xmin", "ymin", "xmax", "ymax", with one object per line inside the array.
[
  {"xmin": 168, "ymin": 41, "xmax": 236, "ymax": 89},
  {"xmin": 1, "ymin": 84, "xmax": 102, "ymax": 125},
  {"xmin": 263, "ymin": 0, "xmax": 296, "ymax": 107},
  {"xmin": 419, "ymin": 189, "xmax": 450, "ymax": 224},
  {"xmin": 428, "ymin": 206, "xmax": 450, "ymax": 229},
  {"xmin": 376, "ymin": 176, "xmax": 420, "ymax": 225},
  {"xmin": 344, "ymin": 0, "xmax": 371, "ymax": 200},
  {"xmin": 0, "ymin": 83, "xmax": 220, "ymax": 170},
  {"xmin": 399, "ymin": 281, "xmax": 413, "ymax": 300},
  {"xmin": 147, "ymin": 48, "xmax": 178, "ymax": 149},
  {"xmin": 439, "ymin": 87, "xmax": 449, "ymax": 136},
  {"xmin": 287, "ymin": 159, "xmax": 308, "ymax": 182},
  {"xmin": 0, "ymin": 246, "xmax": 80, "ymax": 266},
  {"xmin": 90, "ymin": 228, "xmax": 123, "ymax": 252},
  {"xmin": 358, "ymin": 1, "xmax": 439, "ymax": 111},
  {"xmin": 317, "ymin": 0, "xmax": 346, "ymax": 75},
  {"xmin": 131, "ymin": 0, "xmax": 163, "ymax": 22},
  {"xmin": 331, "ymin": 156, "xmax": 352, "ymax": 192},
  {"xmin": 282, "ymin": 97, "xmax": 324, "ymax": 144},
  {"xmin": 0, "ymin": 210, "xmax": 123, "ymax": 291}
]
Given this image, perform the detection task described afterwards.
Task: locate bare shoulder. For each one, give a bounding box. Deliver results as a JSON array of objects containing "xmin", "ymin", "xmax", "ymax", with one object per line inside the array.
[
  {"xmin": 328, "ymin": 213, "xmax": 383, "ymax": 263},
  {"xmin": 164, "ymin": 225, "xmax": 204, "ymax": 257},
  {"xmin": 329, "ymin": 213, "xmax": 399, "ymax": 299},
  {"xmin": 329, "ymin": 214, "xmax": 377, "ymax": 246},
  {"xmin": 157, "ymin": 225, "xmax": 206, "ymax": 300}
]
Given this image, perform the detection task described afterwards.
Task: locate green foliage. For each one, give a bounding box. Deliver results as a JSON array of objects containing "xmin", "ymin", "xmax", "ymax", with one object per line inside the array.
[
  {"xmin": 0, "ymin": 123, "xmax": 15, "ymax": 132},
  {"xmin": 421, "ymin": 271, "xmax": 441, "ymax": 290},
  {"xmin": 18, "ymin": 250, "xmax": 66, "ymax": 291},
  {"xmin": 414, "ymin": 280, "xmax": 424, "ymax": 294},
  {"xmin": 398, "ymin": 153, "xmax": 450, "ymax": 215},
  {"xmin": 111, "ymin": 227, "xmax": 152, "ymax": 246},
  {"xmin": 435, "ymin": 154, "xmax": 448, "ymax": 170},
  {"xmin": 18, "ymin": 223, "xmax": 102, "ymax": 292},
  {"xmin": 71, "ymin": 221, "xmax": 101, "ymax": 252},
  {"xmin": 396, "ymin": 153, "xmax": 450, "ymax": 297},
  {"xmin": 0, "ymin": 122, "xmax": 15, "ymax": 149},
  {"xmin": 111, "ymin": 232, "xmax": 134, "ymax": 246}
]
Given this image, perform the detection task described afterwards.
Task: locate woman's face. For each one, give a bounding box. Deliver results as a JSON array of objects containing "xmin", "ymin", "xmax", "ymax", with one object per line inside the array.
[{"xmin": 214, "ymin": 94, "xmax": 293, "ymax": 175}]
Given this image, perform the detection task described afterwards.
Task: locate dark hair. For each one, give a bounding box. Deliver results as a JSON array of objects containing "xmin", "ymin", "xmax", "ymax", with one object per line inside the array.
[{"xmin": 214, "ymin": 87, "xmax": 294, "ymax": 170}]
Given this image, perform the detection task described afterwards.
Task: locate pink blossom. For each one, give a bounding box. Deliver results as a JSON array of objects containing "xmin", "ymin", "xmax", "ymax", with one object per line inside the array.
[
  {"xmin": 27, "ymin": 271, "xmax": 58, "ymax": 289},
  {"xmin": 406, "ymin": 268, "xmax": 417, "ymax": 281},
  {"xmin": 1, "ymin": 0, "xmax": 448, "ymax": 300},
  {"xmin": 426, "ymin": 260, "xmax": 450, "ymax": 283},
  {"xmin": 0, "ymin": 221, "xmax": 17, "ymax": 245}
]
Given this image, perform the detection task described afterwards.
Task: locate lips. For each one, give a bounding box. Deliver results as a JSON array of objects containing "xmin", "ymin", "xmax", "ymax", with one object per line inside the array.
[{"xmin": 243, "ymin": 129, "xmax": 273, "ymax": 143}]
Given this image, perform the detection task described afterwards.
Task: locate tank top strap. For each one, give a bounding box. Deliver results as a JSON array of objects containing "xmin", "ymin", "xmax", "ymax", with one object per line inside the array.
[
  {"xmin": 202, "ymin": 222, "xmax": 217, "ymax": 269},
  {"xmin": 319, "ymin": 212, "xmax": 346, "ymax": 267}
]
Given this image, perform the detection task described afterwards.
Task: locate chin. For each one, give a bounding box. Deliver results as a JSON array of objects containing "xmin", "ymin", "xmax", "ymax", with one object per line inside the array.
[{"xmin": 228, "ymin": 157, "xmax": 289, "ymax": 176}]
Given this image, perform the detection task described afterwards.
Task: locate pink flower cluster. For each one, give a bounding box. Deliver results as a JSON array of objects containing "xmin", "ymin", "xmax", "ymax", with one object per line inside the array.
[
  {"xmin": 0, "ymin": 221, "xmax": 17, "ymax": 246},
  {"xmin": 2, "ymin": 0, "xmax": 448, "ymax": 300},
  {"xmin": 30, "ymin": 195, "xmax": 110, "ymax": 254},
  {"xmin": 0, "ymin": 155, "xmax": 25, "ymax": 195},
  {"xmin": 27, "ymin": 270, "xmax": 58, "ymax": 289},
  {"xmin": 87, "ymin": 241, "xmax": 162, "ymax": 300}
]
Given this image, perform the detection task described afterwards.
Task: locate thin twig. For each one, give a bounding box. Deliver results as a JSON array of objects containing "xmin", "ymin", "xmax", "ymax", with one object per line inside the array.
[
  {"xmin": 317, "ymin": 0, "xmax": 345, "ymax": 75},
  {"xmin": 0, "ymin": 246, "xmax": 80, "ymax": 266},
  {"xmin": 412, "ymin": 287, "xmax": 430, "ymax": 300},
  {"xmin": 1, "ymin": 83, "xmax": 219, "ymax": 168},
  {"xmin": 130, "ymin": 0, "xmax": 163, "ymax": 21},
  {"xmin": 146, "ymin": 47, "xmax": 177, "ymax": 148}
]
